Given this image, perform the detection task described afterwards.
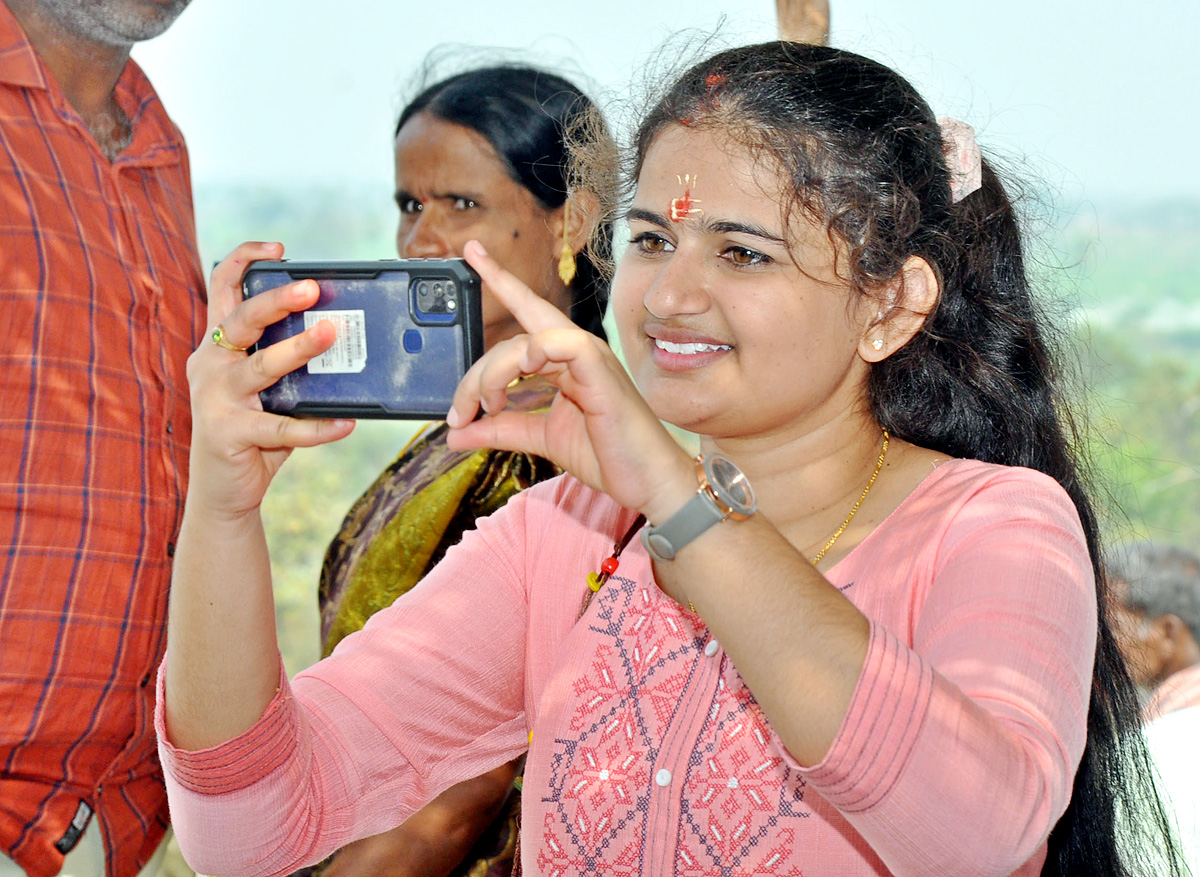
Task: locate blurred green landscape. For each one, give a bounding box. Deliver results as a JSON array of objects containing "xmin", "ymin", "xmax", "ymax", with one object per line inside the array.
[
  {"xmin": 196, "ymin": 184, "xmax": 1200, "ymax": 675},
  {"xmin": 1058, "ymin": 201, "xmax": 1200, "ymax": 543}
]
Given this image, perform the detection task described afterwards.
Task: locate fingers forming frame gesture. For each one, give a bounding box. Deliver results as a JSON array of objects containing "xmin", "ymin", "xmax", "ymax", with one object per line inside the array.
[{"xmin": 447, "ymin": 241, "xmax": 695, "ymax": 521}]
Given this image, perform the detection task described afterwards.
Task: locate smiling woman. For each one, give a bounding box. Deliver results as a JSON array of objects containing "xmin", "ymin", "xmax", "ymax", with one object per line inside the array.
[
  {"xmin": 157, "ymin": 41, "xmax": 1181, "ymax": 877},
  {"xmin": 612, "ymin": 126, "xmax": 927, "ymax": 439}
]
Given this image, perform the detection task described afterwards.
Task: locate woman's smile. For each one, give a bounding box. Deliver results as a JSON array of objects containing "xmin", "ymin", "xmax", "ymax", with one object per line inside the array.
[{"xmin": 647, "ymin": 324, "xmax": 733, "ymax": 370}]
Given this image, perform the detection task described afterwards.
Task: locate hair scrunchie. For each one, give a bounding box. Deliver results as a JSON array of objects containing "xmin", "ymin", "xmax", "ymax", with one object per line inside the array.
[{"xmin": 938, "ymin": 117, "xmax": 983, "ymax": 203}]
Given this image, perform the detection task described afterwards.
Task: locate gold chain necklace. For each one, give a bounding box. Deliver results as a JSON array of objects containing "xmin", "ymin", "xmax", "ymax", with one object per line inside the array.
[
  {"xmin": 809, "ymin": 428, "xmax": 889, "ymax": 566},
  {"xmin": 584, "ymin": 427, "xmax": 891, "ymax": 615}
]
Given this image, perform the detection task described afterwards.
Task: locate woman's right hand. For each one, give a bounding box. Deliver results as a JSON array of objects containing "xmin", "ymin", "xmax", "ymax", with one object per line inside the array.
[
  {"xmin": 446, "ymin": 241, "xmax": 697, "ymax": 526},
  {"xmin": 185, "ymin": 241, "xmax": 356, "ymax": 520}
]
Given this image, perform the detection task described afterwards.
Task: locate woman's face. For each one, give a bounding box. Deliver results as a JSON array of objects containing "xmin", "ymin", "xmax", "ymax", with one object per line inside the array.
[
  {"xmin": 612, "ymin": 124, "xmax": 874, "ymax": 441},
  {"xmin": 394, "ymin": 111, "xmax": 570, "ymax": 349}
]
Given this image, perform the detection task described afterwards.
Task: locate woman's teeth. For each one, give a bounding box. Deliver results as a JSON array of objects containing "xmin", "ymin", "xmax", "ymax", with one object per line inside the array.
[{"xmin": 655, "ymin": 339, "xmax": 731, "ymax": 355}]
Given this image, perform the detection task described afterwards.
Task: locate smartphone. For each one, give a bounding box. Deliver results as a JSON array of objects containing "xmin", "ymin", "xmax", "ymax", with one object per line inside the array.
[{"xmin": 244, "ymin": 259, "xmax": 484, "ymax": 419}]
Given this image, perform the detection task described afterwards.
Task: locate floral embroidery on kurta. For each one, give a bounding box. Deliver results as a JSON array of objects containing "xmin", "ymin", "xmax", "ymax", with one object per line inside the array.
[{"xmin": 539, "ymin": 574, "xmax": 812, "ymax": 875}]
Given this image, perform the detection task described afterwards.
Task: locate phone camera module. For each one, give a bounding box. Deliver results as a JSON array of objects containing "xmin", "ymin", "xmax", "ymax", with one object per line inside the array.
[{"xmin": 412, "ymin": 276, "xmax": 460, "ymax": 321}]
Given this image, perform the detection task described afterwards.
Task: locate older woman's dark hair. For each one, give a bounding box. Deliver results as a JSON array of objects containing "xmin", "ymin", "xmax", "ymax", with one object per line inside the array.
[
  {"xmin": 397, "ymin": 65, "xmax": 612, "ymax": 338},
  {"xmin": 632, "ymin": 41, "xmax": 1181, "ymax": 876}
]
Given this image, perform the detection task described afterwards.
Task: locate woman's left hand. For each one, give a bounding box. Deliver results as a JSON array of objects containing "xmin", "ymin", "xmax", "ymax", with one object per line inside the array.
[{"xmin": 447, "ymin": 241, "xmax": 695, "ymax": 522}]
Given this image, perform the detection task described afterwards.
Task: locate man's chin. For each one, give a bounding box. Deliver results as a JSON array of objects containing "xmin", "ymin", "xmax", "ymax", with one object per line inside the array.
[{"xmin": 38, "ymin": 0, "xmax": 193, "ymax": 47}]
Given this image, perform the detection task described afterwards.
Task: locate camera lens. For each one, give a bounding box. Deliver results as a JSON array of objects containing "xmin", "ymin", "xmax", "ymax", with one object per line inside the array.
[{"xmin": 411, "ymin": 275, "xmax": 457, "ymax": 319}]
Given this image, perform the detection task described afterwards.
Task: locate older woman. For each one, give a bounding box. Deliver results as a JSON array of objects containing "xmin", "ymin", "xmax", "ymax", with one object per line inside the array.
[{"xmin": 308, "ymin": 66, "xmax": 613, "ymax": 877}]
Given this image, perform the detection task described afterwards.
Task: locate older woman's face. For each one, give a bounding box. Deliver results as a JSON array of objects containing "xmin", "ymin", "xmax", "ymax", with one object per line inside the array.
[{"xmin": 394, "ymin": 112, "xmax": 570, "ymax": 349}]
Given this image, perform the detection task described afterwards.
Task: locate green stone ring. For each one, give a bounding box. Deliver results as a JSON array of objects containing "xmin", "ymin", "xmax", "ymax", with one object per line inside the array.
[{"xmin": 210, "ymin": 324, "xmax": 248, "ymax": 353}]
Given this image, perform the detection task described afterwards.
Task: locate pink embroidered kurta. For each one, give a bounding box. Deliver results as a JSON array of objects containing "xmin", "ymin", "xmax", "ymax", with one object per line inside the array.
[{"xmin": 157, "ymin": 459, "xmax": 1096, "ymax": 877}]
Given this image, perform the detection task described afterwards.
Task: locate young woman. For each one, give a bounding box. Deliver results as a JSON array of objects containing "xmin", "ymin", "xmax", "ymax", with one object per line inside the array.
[{"xmin": 160, "ymin": 42, "xmax": 1175, "ymax": 876}]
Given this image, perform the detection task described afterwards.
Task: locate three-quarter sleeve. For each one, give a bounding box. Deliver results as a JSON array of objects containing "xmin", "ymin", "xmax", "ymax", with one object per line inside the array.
[
  {"xmin": 795, "ymin": 465, "xmax": 1096, "ymax": 875},
  {"xmin": 156, "ymin": 491, "xmax": 540, "ymax": 876}
]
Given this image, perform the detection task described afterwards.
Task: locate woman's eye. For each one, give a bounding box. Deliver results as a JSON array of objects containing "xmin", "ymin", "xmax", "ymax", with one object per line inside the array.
[
  {"xmin": 452, "ymin": 197, "xmax": 478, "ymax": 211},
  {"xmin": 723, "ymin": 245, "xmax": 769, "ymax": 267},
  {"xmin": 630, "ymin": 231, "xmax": 673, "ymax": 254}
]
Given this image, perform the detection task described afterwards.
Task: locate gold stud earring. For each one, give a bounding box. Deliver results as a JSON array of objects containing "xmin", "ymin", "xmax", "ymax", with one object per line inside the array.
[
  {"xmin": 872, "ymin": 339, "xmax": 884, "ymax": 351},
  {"xmin": 558, "ymin": 200, "xmax": 576, "ymax": 286}
]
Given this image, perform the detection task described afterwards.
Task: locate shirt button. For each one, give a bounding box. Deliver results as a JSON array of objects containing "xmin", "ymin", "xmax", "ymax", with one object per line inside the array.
[
  {"xmin": 166, "ymin": 422, "xmax": 173, "ymax": 434},
  {"xmin": 655, "ymin": 769, "xmax": 672, "ymax": 787},
  {"xmin": 704, "ymin": 639, "xmax": 720, "ymax": 657}
]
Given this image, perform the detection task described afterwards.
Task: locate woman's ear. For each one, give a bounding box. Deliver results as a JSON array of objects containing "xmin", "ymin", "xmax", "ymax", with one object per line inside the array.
[
  {"xmin": 858, "ymin": 255, "xmax": 939, "ymax": 362},
  {"xmin": 557, "ymin": 188, "xmax": 602, "ymax": 257}
]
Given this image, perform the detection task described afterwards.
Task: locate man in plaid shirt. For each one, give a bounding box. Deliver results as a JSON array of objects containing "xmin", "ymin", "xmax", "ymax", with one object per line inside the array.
[{"xmin": 0, "ymin": 1, "xmax": 204, "ymax": 874}]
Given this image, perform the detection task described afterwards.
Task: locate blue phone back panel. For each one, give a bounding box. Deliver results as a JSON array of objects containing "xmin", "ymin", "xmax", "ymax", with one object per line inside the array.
[{"xmin": 247, "ymin": 269, "xmax": 469, "ymax": 419}]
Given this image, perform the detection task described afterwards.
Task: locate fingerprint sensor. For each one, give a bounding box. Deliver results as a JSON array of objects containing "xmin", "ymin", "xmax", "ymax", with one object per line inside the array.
[{"xmin": 402, "ymin": 329, "xmax": 423, "ymax": 354}]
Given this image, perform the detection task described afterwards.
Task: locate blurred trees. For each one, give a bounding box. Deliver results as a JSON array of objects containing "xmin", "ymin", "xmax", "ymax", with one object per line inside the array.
[
  {"xmin": 261, "ymin": 420, "xmax": 422, "ymax": 675},
  {"xmin": 1064, "ymin": 201, "xmax": 1200, "ymax": 544}
]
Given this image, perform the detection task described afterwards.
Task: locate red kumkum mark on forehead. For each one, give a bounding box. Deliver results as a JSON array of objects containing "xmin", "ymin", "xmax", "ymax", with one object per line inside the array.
[
  {"xmin": 680, "ymin": 73, "xmax": 725, "ymax": 129},
  {"xmin": 704, "ymin": 73, "xmax": 727, "ymax": 109},
  {"xmin": 669, "ymin": 174, "xmax": 703, "ymax": 223},
  {"xmin": 700, "ymin": 72, "xmax": 720, "ymax": 100}
]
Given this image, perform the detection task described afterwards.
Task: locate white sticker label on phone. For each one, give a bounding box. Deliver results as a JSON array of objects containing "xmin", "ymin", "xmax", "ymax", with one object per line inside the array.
[{"xmin": 304, "ymin": 310, "xmax": 367, "ymax": 374}]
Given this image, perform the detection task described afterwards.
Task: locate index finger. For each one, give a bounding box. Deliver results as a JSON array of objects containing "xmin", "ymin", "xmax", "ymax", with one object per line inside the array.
[
  {"xmin": 463, "ymin": 240, "xmax": 575, "ymax": 334},
  {"xmin": 207, "ymin": 241, "xmax": 285, "ymax": 326}
]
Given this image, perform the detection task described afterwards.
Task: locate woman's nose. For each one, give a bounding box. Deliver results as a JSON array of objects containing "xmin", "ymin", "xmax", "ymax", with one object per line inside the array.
[
  {"xmin": 642, "ymin": 247, "xmax": 710, "ymax": 317},
  {"xmin": 398, "ymin": 211, "xmax": 452, "ymax": 258}
]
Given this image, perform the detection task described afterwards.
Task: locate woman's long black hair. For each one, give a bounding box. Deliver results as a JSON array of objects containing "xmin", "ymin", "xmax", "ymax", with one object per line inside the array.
[
  {"xmin": 396, "ymin": 65, "xmax": 612, "ymax": 339},
  {"xmin": 630, "ymin": 41, "xmax": 1180, "ymax": 875}
]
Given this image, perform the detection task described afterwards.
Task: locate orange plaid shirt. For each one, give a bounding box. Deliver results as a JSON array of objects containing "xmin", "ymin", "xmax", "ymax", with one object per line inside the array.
[{"xmin": 0, "ymin": 6, "xmax": 205, "ymax": 875}]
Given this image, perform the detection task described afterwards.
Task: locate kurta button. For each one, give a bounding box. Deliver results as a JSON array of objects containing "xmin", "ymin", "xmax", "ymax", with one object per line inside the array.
[
  {"xmin": 704, "ymin": 639, "xmax": 719, "ymax": 657},
  {"xmin": 655, "ymin": 769, "xmax": 672, "ymax": 786}
]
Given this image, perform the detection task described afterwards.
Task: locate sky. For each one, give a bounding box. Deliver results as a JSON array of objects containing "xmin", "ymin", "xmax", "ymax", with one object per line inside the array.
[{"xmin": 132, "ymin": 0, "xmax": 1199, "ymax": 208}]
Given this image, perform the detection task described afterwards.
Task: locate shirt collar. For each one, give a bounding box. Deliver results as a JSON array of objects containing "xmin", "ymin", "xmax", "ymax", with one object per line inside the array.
[
  {"xmin": 113, "ymin": 55, "xmax": 187, "ymax": 165},
  {"xmin": 0, "ymin": 3, "xmax": 185, "ymax": 165},
  {"xmin": 0, "ymin": 2, "xmax": 50, "ymax": 90}
]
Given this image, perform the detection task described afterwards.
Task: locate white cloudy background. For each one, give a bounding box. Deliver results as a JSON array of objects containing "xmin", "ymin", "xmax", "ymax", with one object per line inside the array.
[{"xmin": 135, "ymin": 0, "xmax": 1198, "ymax": 205}]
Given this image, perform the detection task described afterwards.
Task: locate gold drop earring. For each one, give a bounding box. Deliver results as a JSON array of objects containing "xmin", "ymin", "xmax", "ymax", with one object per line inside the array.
[{"xmin": 558, "ymin": 200, "xmax": 576, "ymax": 286}]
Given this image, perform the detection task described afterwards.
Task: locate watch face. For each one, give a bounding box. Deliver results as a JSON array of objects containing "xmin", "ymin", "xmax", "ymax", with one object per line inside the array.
[{"xmin": 706, "ymin": 454, "xmax": 757, "ymax": 515}]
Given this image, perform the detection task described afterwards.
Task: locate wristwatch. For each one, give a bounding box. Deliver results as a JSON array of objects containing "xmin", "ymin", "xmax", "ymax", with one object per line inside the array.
[{"xmin": 642, "ymin": 453, "xmax": 757, "ymax": 561}]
